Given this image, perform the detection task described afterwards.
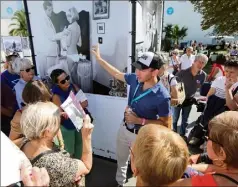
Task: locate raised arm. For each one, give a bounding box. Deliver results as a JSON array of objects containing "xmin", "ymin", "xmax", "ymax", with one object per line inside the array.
[
  {"xmin": 91, "ymin": 44, "xmax": 125, "ymax": 82},
  {"xmin": 74, "ymin": 115, "xmax": 93, "ymax": 180},
  {"xmin": 225, "ymin": 79, "xmax": 238, "ymax": 110}
]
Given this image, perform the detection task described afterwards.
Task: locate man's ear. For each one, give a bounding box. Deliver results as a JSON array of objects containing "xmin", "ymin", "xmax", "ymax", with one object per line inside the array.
[
  {"xmin": 152, "ymin": 69, "xmax": 159, "ymax": 76},
  {"xmin": 132, "ymin": 167, "xmax": 139, "ymax": 177}
]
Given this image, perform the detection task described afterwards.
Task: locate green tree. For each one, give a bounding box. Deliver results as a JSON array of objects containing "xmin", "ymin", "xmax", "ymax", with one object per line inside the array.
[
  {"xmin": 163, "ymin": 24, "xmax": 188, "ymax": 45},
  {"xmin": 9, "ymin": 10, "xmax": 28, "ymax": 37},
  {"xmin": 171, "ymin": 24, "xmax": 188, "ymax": 45},
  {"xmin": 190, "ymin": 0, "xmax": 238, "ymax": 35}
]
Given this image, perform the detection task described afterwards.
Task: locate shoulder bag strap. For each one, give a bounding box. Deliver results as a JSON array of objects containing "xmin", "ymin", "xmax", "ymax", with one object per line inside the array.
[
  {"xmin": 168, "ymin": 74, "xmax": 175, "ymax": 85},
  {"xmin": 213, "ymin": 173, "xmax": 238, "ymax": 184},
  {"xmin": 31, "ymin": 149, "xmax": 59, "ymax": 165},
  {"xmin": 232, "ymin": 85, "xmax": 238, "ymax": 96}
]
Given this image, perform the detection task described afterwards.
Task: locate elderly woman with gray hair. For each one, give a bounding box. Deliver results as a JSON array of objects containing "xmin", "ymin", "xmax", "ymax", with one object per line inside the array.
[
  {"xmin": 20, "ymin": 102, "xmax": 93, "ymax": 187},
  {"xmin": 13, "ymin": 58, "xmax": 39, "ymax": 109}
]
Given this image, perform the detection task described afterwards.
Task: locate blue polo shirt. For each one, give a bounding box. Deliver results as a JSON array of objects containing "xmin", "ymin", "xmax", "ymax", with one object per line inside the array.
[
  {"xmin": 1, "ymin": 70, "xmax": 20, "ymax": 90},
  {"xmin": 125, "ymin": 73, "xmax": 171, "ymax": 129}
]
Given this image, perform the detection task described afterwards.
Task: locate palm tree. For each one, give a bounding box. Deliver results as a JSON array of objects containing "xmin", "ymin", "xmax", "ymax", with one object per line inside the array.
[
  {"xmin": 163, "ymin": 24, "xmax": 173, "ymax": 39},
  {"xmin": 163, "ymin": 24, "xmax": 188, "ymax": 45},
  {"xmin": 171, "ymin": 25, "xmax": 188, "ymax": 45},
  {"xmin": 9, "ymin": 10, "xmax": 28, "ymax": 37}
]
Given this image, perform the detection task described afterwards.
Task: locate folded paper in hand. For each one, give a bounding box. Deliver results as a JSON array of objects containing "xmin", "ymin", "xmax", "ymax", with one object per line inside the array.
[
  {"xmin": 76, "ymin": 89, "xmax": 87, "ymax": 102},
  {"xmin": 61, "ymin": 91, "xmax": 86, "ymax": 131}
]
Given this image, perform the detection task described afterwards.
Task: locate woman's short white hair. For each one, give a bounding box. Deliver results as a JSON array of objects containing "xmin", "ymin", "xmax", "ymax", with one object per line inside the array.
[
  {"xmin": 173, "ymin": 49, "xmax": 179, "ymax": 54},
  {"xmin": 21, "ymin": 102, "xmax": 60, "ymax": 140},
  {"xmin": 12, "ymin": 57, "xmax": 33, "ymax": 74}
]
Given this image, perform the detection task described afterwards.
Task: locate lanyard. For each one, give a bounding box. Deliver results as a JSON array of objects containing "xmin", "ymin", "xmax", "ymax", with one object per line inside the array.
[{"xmin": 130, "ymin": 84, "xmax": 152, "ymax": 106}]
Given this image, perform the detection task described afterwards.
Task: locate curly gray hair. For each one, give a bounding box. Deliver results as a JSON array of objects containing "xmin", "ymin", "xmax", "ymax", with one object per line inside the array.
[{"xmin": 12, "ymin": 57, "xmax": 33, "ymax": 74}]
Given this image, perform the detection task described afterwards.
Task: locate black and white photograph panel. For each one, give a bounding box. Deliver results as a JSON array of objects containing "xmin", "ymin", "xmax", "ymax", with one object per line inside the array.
[
  {"xmin": 21, "ymin": 37, "xmax": 30, "ymax": 50},
  {"xmin": 139, "ymin": 0, "xmax": 162, "ymax": 53},
  {"xmin": 2, "ymin": 36, "xmax": 22, "ymax": 53},
  {"xmin": 21, "ymin": 37, "xmax": 32, "ymax": 57},
  {"xmin": 93, "ymin": 0, "xmax": 110, "ymax": 20},
  {"xmin": 38, "ymin": 0, "xmax": 92, "ymax": 93},
  {"xmin": 97, "ymin": 22, "xmax": 105, "ymax": 34}
]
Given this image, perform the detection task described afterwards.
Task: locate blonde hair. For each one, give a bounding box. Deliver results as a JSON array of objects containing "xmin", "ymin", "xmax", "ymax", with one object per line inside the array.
[
  {"xmin": 173, "ymin": 49, "xmax": 179, "ymax": 54},
  {"xmin": 133, "ymin": 124, "xmax": 189, "ymax": 186},
  {"xmin": 21, "ymin": 102, "xmax": 60, "ymax": 140},
  {"xmin": 209, "ymin": 111, "xmax": 238, "ymax": 168},
  {"xmin": 187, "ymin": 46, "xmax": 193, "ymax": 51},
  {"xmin": 69, "ymin": 7, "xmax": 79, "ymax": 22},
  {"xmin": 12, "ymin": 57, "xmax": 33, "ymax": 74}
]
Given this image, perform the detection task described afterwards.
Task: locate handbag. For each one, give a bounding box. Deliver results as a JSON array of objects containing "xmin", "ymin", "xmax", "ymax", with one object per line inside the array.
[{"xmin": 169, "ymin": 76, "xmax": 186, "ymax": 106}]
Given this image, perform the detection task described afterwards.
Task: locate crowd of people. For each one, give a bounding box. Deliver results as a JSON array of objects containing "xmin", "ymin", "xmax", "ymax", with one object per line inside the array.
[{"xmin": 1, "ymin": 43, "xmax": 238, "ymax": 186}]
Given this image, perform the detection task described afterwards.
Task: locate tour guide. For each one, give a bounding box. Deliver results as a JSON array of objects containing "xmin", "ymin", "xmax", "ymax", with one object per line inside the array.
[{"xmin": 92, "ymin": 44, "xmax": 172, "ymax": 186}]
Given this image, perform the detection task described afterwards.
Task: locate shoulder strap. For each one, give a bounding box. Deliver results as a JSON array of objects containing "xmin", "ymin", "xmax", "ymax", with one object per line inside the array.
[
  {"xmin": 232, "ymin": 85, "xmax": 238, "ymax": 96},
  {"xmin": 213, "ymin": 173, "xmax": 238, "ymax": 185},
  {"xmin": 19, "ymin": 138, "xmax": 30, "ymax": 151},
  {"xmin": 168, "ymin": 74, "xmax": 175, "ymax": 85},
  {"xmin": 31, "ymin": 150, "xmax": 58, "ymax": 165},
  {"xmin": 207, "ymin": 64, "xmax": 216, "ymax": 80},
  {"xmin": 216, "ymin": 64, "xmax": 225, "ymax": 76}
]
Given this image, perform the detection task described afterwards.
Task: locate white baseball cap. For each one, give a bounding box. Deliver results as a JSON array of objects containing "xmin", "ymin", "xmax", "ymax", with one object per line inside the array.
[{"xmin": 132, "ymin": 52, "xmax": 165, "ymax": 70}]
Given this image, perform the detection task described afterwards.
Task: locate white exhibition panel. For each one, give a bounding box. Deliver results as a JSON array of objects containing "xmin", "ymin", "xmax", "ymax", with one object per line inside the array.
[
  {"xmin": 27, "ymin": 1, "xmax": 131, "ymax": 160},
  {"xmin": 27, "ymin": 1, "xmax": 131, "ymax": 88},
  {"xmin": 86, "ymin": 94, "xmax": 127, "ymax": 160}
]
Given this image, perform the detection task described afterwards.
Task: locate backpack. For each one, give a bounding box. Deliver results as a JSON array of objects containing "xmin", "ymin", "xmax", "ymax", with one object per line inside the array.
[{"xmin": 168, "ymin": 75, "xmax": 186, "ymax": 106}]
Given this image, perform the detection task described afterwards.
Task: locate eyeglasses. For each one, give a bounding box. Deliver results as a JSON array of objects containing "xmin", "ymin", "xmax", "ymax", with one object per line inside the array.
[
  {"xmin": 204, "ymin": 136, "xmax": 223, "ymax": 147},
  {"xmin": 59, "ymin": 75, "xmax": 70, "ymax": 84},
  {"xmin": 20, "ymin": 66, "xmax": 35, "ymax": 73}
]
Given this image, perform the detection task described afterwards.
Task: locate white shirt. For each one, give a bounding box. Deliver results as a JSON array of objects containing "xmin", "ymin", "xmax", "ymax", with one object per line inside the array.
[
  {"xmin": 160, "ymin": 73, "xmax": 177, "ymax": 92},
  {"xmin": 1, "ymin": 132, "xmax": 31, "ymax": 186},
  {"xmin": 211, "ymin": 76, "xmax": 226, "ymax": 99},
  {"xmin": 42, "ymin": 15, "xmax": 60, "ymax": 56},
  {"xmin": 180, "ymin": 54, "xmax": 195, "ymax": 70}
]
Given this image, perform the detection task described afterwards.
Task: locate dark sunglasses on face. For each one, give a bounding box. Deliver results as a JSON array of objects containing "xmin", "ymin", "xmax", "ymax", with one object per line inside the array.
[
  {"xmin": 20, "ymin": 66, "xmax": 35, "ymax": 73},
  {"xmin": 59, "ymin": 75, "xmax": 70, "ymax": 84}
]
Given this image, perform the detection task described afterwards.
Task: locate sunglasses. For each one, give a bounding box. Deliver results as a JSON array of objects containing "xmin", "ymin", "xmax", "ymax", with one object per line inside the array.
[
  {"xmin": 59, "ymin": 75, "xmax": 70, "ymax": 84},
  {"xmin": 204, "ymin": 136, "xmax": 223, "ymax": 147},
  {"xmin": 20, "ymin": 66, "xmax": 35, "ymax": 73}
]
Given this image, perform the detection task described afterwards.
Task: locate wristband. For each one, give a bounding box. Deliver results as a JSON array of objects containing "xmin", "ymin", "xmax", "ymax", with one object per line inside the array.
[{"xmin": 141, "ymin": 118, "xmax": 146, "ymax": 125}]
